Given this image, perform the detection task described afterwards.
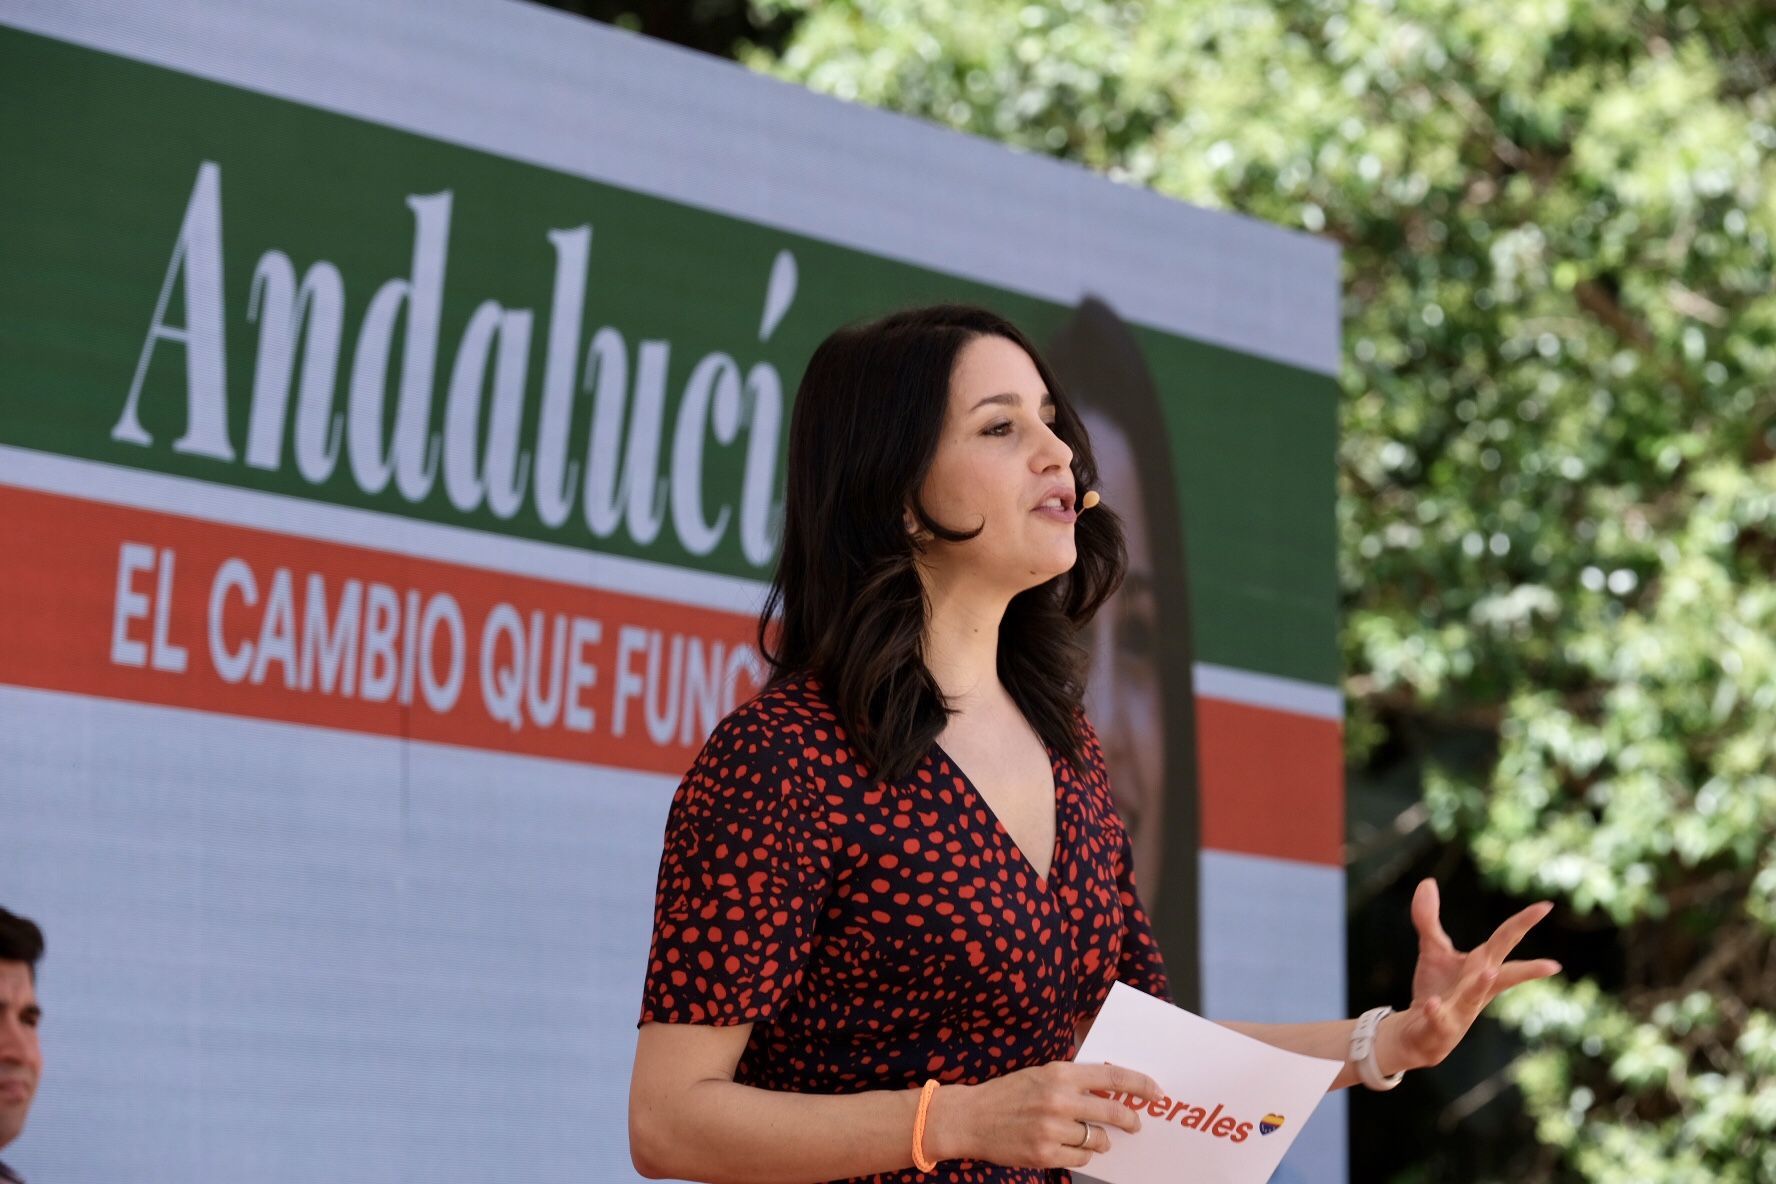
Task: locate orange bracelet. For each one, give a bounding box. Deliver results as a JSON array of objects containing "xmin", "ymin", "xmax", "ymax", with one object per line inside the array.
[{"xmin": 911, "ymin": 1078, "xmax": 941, "ymax": 1173}]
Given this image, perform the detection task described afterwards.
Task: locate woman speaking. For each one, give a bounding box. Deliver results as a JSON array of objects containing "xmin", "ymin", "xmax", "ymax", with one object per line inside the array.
[{"xmin": 627, "ymin": 304, "xmax": 1558, "ymax": 1183}]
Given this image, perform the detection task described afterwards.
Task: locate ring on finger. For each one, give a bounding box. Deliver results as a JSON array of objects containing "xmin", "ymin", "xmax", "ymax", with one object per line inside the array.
[{"xmin": 1071, "ymin": 1119, "xmax": 1094, "ymax": 1149}]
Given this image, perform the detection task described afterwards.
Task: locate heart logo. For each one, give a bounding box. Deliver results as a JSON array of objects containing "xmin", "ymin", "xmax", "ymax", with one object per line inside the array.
[{"xmin": 1259, "ymin": 1113, "xmax": 1286, "ymax": 1136}]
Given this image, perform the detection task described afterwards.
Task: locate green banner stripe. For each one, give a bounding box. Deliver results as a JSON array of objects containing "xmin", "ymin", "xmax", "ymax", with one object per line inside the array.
[{"xmin": 0, "ymin": 25, "xmax": 1338, "ymax": 687}]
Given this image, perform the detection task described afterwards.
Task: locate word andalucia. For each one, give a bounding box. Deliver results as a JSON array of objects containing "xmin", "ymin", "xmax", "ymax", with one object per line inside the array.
[{"xmin": 110, "ymin": 161, "xmax": 792, "ymax": 568}]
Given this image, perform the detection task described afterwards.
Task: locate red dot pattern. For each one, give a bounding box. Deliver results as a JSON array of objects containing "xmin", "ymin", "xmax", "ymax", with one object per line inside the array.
[{"xmin": 640, "ymin": 674, "xmax": 1171, "ymax": 1183}]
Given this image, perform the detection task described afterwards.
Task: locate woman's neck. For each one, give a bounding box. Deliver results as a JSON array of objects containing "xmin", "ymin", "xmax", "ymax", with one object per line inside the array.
[{"xmin": 919, "ymin": 577, "xmax": 1010, "ymax": 715}]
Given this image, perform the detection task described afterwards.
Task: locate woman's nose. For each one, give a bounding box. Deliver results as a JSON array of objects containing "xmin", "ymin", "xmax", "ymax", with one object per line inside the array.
[{"xmin": 1033, "ymin": 425, "xmax": 1073, "ymax": 471}]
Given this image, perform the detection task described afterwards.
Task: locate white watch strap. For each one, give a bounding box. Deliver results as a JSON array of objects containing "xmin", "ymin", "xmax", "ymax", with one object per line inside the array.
[{"xmin": 1351, "ymin": 1006, "xmax": 1405, "ymax": 1091}]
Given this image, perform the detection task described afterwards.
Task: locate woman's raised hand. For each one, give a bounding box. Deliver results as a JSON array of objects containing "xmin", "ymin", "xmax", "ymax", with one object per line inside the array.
[
  {"xmin": 1388, "ymin": 878, "xmax": 1563, "ymax": 1071},
  {"xmin": 925, "ymin": 1060, "xmax": 1164, "ymax": 1171}
]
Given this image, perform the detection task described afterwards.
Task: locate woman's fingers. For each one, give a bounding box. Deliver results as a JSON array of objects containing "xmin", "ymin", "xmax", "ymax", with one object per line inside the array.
[
  {"xmin": 1409, "ymin": 946, "xmax": 1563, "ymax": 1067},
  {"xmin": 977, "ymin": 1060, "xmax": 1172, "ymax": 1171},
  {"xmin": 1493, "ymin": 957, "xmax": 1563, "ymax": 993},
  {"xmin": 1423, "ymin": 965, "xmax": 1495, "ymax": 1034},
  {"xmin": 1482, "ymin": 901, "xmax": 1555, "ymax": 965},
  {"xmin": 1411, "ymin": 878, "xmax": 1458, "ymax": 955},
  {"xmin": 1054, "ymin": 1143, "xmax": 1096, "ymax": 1171},
  {"xmin": 1049, "ymin": 1116, "xmax": 1108, "ymax": 1169},
  {"xmin": 1086, "ymin": 1094, "xmax": 1146, "ymax": 1134},
  {"xmin": 1457, "ymin": 961, "xmax": 1499, "ymax": 1014},
  {"xmin": 1077, "ymin": 1063, "xmax": 1164, "ymax": 1113}
]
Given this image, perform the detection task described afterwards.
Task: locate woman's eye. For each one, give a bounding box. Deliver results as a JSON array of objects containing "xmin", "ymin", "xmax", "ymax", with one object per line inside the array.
[{"xmin": 984, "ymin": 416, "xmax": 1057, "ymax": 438}]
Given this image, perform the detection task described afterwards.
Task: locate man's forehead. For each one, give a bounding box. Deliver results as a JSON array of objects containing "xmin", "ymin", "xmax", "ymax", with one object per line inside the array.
[{"xmin": 0, "ymin": 961, "xmax": 35, "ymax": 1006}]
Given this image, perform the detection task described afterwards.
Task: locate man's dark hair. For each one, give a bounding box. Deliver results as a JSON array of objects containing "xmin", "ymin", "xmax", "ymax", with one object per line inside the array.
[{"xmin": 0, "ymin": 907, "xmax": 43, "ymax": 974}]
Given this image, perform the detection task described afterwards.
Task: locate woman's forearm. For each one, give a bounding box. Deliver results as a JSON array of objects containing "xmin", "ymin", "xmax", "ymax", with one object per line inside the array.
[
  {"xmin": 1217, "ymin": 1011, "xmax": 1411, "ymax": 1093},
  {"xmin": 631, "ymin": 1075, "xmax": 969, "ymax": 1184}
]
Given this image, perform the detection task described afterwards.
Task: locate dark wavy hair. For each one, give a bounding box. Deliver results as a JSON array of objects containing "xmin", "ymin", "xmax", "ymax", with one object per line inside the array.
[
  {"xmin": 758, "ymin": 303, "xmax": 1127, "ymax": 781},
  {"xmin": 0, "ymin": 905, "xmax": 44, "ymax": 979}
]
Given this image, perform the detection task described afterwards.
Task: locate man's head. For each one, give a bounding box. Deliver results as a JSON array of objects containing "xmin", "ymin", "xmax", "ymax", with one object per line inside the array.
[{"xmin": 0, "ymin": 907, "xmax": 43, "ymax": 1152}]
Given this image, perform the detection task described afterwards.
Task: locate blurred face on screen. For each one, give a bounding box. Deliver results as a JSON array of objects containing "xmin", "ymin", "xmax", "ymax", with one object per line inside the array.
[
  {"xmin": 910, "ymin": 334, "xmax": 1078, "ymax": 596},
  {"xmin": 0, "ymin": 962, "xmax": 41, "ymax": 1150},
  {"xmin": 1079, "ymin": 408, "xmax": 1166, "ymax": 895}
]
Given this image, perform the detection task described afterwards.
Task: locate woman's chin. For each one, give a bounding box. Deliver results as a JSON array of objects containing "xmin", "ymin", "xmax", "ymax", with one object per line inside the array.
[{"xmin": 1021, "ymin": 549, "xmax": 1078, "ymax": 586}]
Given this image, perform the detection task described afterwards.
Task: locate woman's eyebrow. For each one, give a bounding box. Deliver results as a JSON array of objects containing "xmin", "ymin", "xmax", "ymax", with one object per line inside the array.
[{"xmin": 968, "ymin": 391, "xmax": 1055, "ymax": 414}]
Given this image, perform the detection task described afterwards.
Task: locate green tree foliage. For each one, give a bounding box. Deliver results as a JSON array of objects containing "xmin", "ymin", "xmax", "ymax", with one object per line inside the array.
[
  {"xmin": 526, "ymin": 0, "xmax": 799, "ymax": 60},
  {"xmin": 743, "ymin": 2, "xmax": 1776, "ymax": 1179}
]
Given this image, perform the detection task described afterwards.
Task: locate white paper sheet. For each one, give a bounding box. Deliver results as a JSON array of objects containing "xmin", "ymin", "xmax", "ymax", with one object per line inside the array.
[{"xmin": 1073, "ymin": 982, "xmax": 1345, "ymax": 1184}]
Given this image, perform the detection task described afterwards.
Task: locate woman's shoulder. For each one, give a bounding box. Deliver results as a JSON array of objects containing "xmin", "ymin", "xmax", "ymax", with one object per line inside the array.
[
  {"xmin": 696, "ymin": 671, "xmax": 847, "ymax": 770},
  {"xmin": 717, "ymin": 670, "xmax": 837, "ymax": 734},
  {"xmin": 675, "ymin": 673, "xmax": 847, "ymax": 822}
]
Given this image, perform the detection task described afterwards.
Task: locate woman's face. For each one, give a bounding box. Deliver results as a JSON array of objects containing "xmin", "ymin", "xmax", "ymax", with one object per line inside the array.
[
  {"xmin": 911, "ymin": 334, "xmax": 1078, "ymax": 596},
  {"xmin": 1079, "ymin": 408, "xmax": 1167, "ymax": 896}
]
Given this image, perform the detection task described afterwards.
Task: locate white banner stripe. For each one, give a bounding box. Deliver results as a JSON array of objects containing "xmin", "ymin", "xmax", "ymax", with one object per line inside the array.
[
  {"xmin": 0, "ymin": 443, "xmax": 770, "ymax": 616},
  {"xmin": 1194, "ymin": 663, "xmax": 1344, "ymax": 721}
]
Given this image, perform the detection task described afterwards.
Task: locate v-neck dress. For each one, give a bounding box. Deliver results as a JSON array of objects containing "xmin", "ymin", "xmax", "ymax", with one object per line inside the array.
[{"xmin": 638, "ymin": 673, "xmax": 1172, "ymax": 1183}]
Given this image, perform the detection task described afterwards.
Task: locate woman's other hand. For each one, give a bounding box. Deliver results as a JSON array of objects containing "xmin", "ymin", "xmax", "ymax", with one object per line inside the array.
[
  {"xmin": 1386, "ymin": 877, "xmax": 1563, "ymax": 1071},
  {"xmin": 926, "ymin": 1060, "xmax": 1165, "ymax": 1171}
]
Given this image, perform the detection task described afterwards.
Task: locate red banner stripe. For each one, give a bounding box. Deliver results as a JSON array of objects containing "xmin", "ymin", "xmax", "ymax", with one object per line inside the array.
[
  {"xmin": 0, "ymin": 485, "xmax": 763, "ymax": 773},
  {"xmin": 1196, "ymin": 698, "xmax": 1344, "ymax": 867}
]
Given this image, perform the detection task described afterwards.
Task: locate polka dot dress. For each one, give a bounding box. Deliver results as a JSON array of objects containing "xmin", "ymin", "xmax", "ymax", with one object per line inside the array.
[{"xmin": 639, "ymin": 673, "xmax": 1171, "ymax": 1183}]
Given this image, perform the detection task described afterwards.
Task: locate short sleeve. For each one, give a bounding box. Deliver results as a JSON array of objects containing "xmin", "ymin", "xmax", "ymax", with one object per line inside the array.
[
  {"xmin": 639, "ymin": 704, "xmax": 834, "ymax": 1027},
  {"xmin": 1077, "ymin": 708, "xmax": 1173, "ymax": 1004}
]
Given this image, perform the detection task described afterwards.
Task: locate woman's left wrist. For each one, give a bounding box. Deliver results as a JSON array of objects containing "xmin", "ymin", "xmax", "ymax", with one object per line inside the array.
[
  {"xmin": 1348, "ymin": 1006, "xmax": 1408, "ymax": 1090},
  {"xmin": 1375, "ymin": 1008, "xmax": 1414, "ymax": 1076}
]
